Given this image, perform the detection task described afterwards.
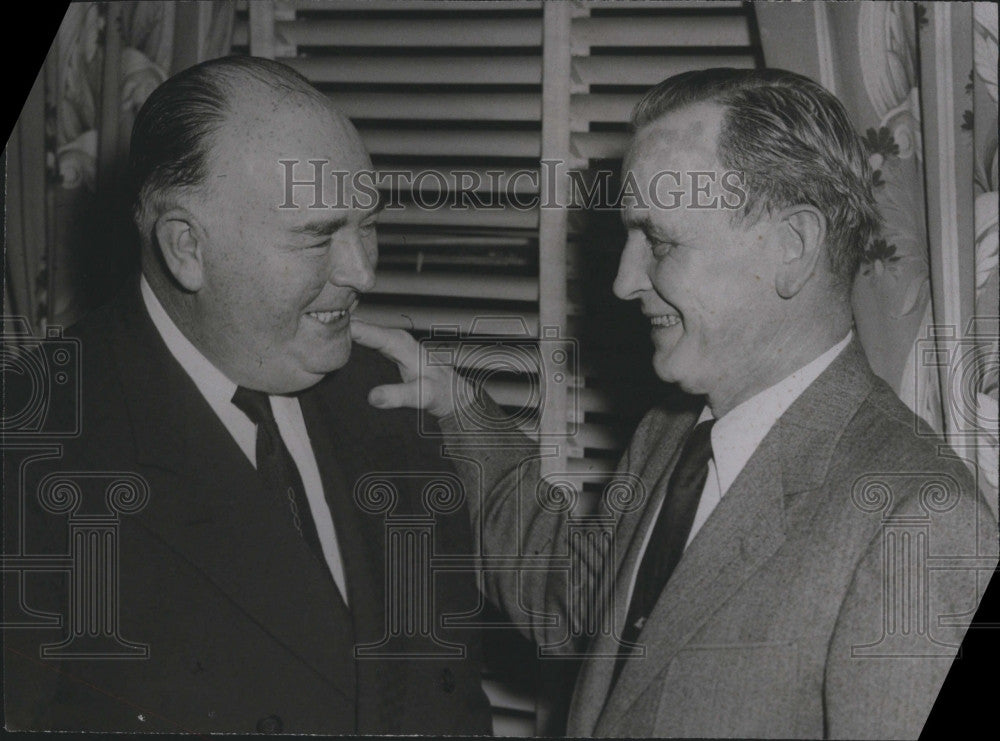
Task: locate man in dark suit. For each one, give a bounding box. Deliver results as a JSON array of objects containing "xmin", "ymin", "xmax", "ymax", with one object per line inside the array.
[
  {"xmin": 4, "ymin": 56, "xmax": 492, "ymax": 734},
  {"xmin": 351, "ymin": 68, "xmax": 998, "ymax": 738}
]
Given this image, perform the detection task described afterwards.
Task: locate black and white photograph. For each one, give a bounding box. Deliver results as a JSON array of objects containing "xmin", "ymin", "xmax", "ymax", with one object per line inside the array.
[{"xmin": 3, "ymin": 1, "xmax": 998, "ymax": 738}]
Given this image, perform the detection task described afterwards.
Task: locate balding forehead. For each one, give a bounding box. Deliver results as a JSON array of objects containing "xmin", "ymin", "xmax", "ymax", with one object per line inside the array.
[
  {"xmin": 222, "ymin": 86, "xmax": 365, "ymax": 153},
  {"xmin": 199, "ymin": 94, "xmax": 371, "ymax": 206},
  {"xmin": 226, "ymin": 82, "xmax": 344, "ymax": 127}
]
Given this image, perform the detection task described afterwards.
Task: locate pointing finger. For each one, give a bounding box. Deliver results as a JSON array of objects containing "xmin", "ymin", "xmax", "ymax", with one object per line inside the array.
[{"xmin": 350, "ymin": 319, "xmax": 419, "ymax": 367}]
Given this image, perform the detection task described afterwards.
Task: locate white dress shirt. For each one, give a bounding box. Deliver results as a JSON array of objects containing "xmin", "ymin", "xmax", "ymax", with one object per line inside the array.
[
  {"xmin": 625, "ymin": 332, "xmax": 853, "ymax": 608},
  {"xmin": 141, "ymin": 277, "xmax": 349, "ymax": 604}
]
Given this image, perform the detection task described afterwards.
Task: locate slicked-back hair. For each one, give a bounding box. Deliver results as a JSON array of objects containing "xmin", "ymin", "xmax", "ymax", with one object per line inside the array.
[
  {"xmin": 632, "ymin": 67, "xmax": 881, "ymax": 285},
  {"xmin": 129, "ymin": 55, "xmax": 329, "ymax": 246}
]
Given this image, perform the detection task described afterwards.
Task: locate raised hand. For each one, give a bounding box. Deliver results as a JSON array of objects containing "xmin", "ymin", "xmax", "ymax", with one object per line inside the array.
[{"xmin": 349, "ymin": 319, "xmax": 470, "ymax": 418}]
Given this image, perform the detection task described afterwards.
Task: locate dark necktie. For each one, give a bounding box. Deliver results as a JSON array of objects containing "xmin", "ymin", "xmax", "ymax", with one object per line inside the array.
[
  {"xmin": 231, "ymin": 386, "xmax": 328, "ymax": 571},
  {"xmin": 612, "ymin": 418, "xmax": 716, "ymax": 688}
]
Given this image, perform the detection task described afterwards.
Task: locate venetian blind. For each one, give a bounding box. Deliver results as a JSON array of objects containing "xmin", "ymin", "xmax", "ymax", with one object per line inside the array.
[{"xmin": 233, "ymin": 1, "xmax": 762, "ymax": 734}]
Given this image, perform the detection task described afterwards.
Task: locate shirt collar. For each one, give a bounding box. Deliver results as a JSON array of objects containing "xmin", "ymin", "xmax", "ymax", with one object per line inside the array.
[
  {"xmin": 140, "ymin": 275, "xmax": 239, "ymax": 408},
  {"xmin": 698, "ymin": 331, "xmax": 853, "ymax": 496}
]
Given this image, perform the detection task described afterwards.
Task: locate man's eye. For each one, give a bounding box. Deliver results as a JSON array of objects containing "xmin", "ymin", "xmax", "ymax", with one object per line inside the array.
[
  {"xmin": 650, "ymin": 239, "xmax": 675, "ymax": 258},
  {"xmin": 305, "ymin": 241, "xmax": 330, "ymax": 252},
  {"xmin": 359, "ymin": 221, "xmax": 377, "ymax": 235}
]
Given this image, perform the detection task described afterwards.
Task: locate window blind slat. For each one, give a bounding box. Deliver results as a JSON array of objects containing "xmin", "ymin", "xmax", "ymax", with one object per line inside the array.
[
  {"xmin": 565, "ymin": 456, "xmax": 617, "ymax": 477},
  {"xmin": 275, "ymin": 0, "xmax": 543, "ymax": 11},
  {"xmin": 268, "ymin": 17, "xmax": 541, "ymax": 47},
  {"xmin": 582, "ymin": 0, "xmax": 744, "ymax": 8},
  {"xmin": 354, "ymin": 304, "xmax": 539, "ymax": 334},
  {"xmin": 571, "ymin": 93, "xmax": 644, "ymax": 123},
  {"xmin": 374, "ymin": 272, "xmax": 538, "ymax": 301},
  {"xmin": 573, "ymin": 54, "xmax": 755, "ymax": 86},
  {"xmin": 361, "ymin": 129, "xmax": 540, "ymax": 158},
  {"xmin": 375, "ymin": 168, "xmax": 539, "ymax": 196},
  {"xmin": 378, "ymin": 233, "xmax": 534, "ymax": 249},
  {"xmin": 573, "ymin": 15, "xmax": 751, "ymax": 47},
  {"xmin": 327, "ymin": 92, "xmax": 541, "ymax": 121},
  {"xmin": 378, "ymin": 203, "xmax": 538, "ymax": 230},
  {"xmin": 570, "ymin": 131, "xmax": 631, "ymax": 162},
  {"xmin": 283, "ymin": 56, "xmax": 541, "ymax": 84}
]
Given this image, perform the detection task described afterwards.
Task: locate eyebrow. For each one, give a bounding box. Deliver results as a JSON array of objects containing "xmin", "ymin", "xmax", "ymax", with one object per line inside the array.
[
  {"xmin": 290, "ymin": 199, "xmax": 386, "ymax": 238},
  {"xmin": 621, "ymin": 212, "xmax": 650, "ymax": 230}
]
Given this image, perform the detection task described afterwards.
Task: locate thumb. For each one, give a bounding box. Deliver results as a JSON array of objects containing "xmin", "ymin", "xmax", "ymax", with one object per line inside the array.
[{"xmin": 367, "ymin": 380, "xmax": 421, "ymax": 410}]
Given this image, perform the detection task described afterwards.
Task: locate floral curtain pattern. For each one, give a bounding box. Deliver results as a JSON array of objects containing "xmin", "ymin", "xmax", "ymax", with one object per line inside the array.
[
  {"xmin": 4, "ymin": 2, "xmax": 233, "ymax": 333},
  {"xmin": 56, "ymin": 2, "xmax": 173, "ymax": 194},
  {"xmin": 850, "ymin": 1, "xmax": 938, "ymax": 429},
  {"xmin": 969, "ymin": 3, "xmax": 997, "ymax": 505},
  {"xmin": 50, "ymin": 2, "xmax": 174, "ymax": 327},
  {"xmin": 819, "ymin": 2, "xmax": 998, "ymax": 509}
]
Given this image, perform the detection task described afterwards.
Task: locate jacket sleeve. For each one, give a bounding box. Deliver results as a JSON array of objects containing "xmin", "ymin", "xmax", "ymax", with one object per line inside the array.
[{"xmin": 437, "ymin": 393, "xmax": 659, "ymax": 653}]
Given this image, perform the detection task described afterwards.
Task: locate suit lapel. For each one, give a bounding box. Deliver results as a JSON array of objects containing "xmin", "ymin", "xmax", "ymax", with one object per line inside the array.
[
  {"xmin": 581, "ymin": 338, "xmax": 877, "ymax": 735},
  {"xmin": 593, "ymin": 444, "xmax": 786, "ymax": 734},
  {"xmin": 105, "ymin": 283, "xmax": 357, "ymax": 703}
]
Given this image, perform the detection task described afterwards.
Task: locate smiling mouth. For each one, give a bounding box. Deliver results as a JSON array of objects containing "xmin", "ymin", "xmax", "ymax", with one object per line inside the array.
[
  {"xmin": 649, "ymin": 314, "xmax": 682, "ymax": 328},
  {"xmin": 306, "ymin": 299, "xmax": 359, "ymax": 325}
]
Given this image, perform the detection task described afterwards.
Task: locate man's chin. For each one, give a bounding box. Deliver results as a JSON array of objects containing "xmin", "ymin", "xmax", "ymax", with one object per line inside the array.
[
  {"xmin": 264, "ymin": 341, "xmax": 353, "ymax": 393},
  {"xmin": 304, "ymin": 339, "xmax": 353, "ymax": 376},
  {"xmin": 651, "ymin": 352, "xmax": 699, "ymax": 393},
  {"xmin": 651, "ymin": 350, "xmax": 679, "ymax": 383}
]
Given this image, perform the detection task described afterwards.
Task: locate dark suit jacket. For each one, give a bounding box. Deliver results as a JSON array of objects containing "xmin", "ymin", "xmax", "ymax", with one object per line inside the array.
[
  {"xmin": 4, "ymin": 283, "xmax": 493, "ymax": 734},
  {"xmin": 442, "ymin": 338, "xmax": 998, "ymax": 738}
]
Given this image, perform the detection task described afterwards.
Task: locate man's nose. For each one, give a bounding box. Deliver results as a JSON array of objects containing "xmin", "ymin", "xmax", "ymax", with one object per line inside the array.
[
  {"xmin": 331, "ymin": 233, "xmax": 377, "ymax": 293},
  {"xmin": 612, "ymin": 236, "xmax": 652, "ymax": 301}
]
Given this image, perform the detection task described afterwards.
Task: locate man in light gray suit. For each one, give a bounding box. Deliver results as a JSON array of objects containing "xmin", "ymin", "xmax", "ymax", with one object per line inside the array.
[{"xmin": 352, "ymin": 68, "xmax": 998, "ymax": 738}]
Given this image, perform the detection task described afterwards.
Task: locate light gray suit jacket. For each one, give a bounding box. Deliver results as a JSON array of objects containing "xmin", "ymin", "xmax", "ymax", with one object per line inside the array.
[{"xmin": 441, "ymin": 339, "xmax": 998, "ymax": 738}]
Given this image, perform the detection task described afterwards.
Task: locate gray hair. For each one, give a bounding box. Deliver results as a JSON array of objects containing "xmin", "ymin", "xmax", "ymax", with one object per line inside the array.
[{"xmin": 632, "ymin": 67, "xmax": 881, "ymax": 284}]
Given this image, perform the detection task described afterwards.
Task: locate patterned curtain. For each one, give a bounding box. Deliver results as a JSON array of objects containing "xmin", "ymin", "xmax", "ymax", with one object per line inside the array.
[
  {"xmin": 818, "ymin": 2, "xmax": 998, "ymax": 511},
  {"xmin": 4, "ymin": 1, "xmax": 234, "ymax": 334}
]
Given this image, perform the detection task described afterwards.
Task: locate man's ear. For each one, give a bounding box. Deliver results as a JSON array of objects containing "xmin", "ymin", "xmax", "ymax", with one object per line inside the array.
[
  {"xmin": 774, "ymin": 205, "xmax": 826, "ymax": 299},
  {"xmin": 154, "ymin": 209, "xmax": 205, "ymax": 292}
]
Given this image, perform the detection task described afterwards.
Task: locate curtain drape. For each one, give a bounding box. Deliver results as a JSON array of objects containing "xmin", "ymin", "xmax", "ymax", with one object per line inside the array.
[
  {"xmin": 816, "ymin": 1, "xmax": 997, "ymax": 510},
  {"xmin": 4, "ymin": 1, "xmax": 234, "ymax": 333}
]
